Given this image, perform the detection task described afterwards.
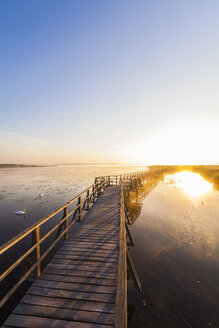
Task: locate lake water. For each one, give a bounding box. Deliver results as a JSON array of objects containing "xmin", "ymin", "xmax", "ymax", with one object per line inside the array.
[
  {"xmin": 128, "ymin": 171, "xmax": 219, "ymax": 328},
  {"xmin": 0, "ymin": 165, "xmax": 218, "ymax": 327}
]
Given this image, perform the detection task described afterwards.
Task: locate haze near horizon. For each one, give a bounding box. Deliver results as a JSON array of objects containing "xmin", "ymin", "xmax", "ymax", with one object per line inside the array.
[{"xmin": 0, "ymin": 1, "xmax": 219, "ymax": 165}]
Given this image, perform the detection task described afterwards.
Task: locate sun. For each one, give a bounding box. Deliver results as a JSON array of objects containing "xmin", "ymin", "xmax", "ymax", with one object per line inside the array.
[{"xmin": 169, "ymin": 171, "xmax": 213, "ymax": 198}]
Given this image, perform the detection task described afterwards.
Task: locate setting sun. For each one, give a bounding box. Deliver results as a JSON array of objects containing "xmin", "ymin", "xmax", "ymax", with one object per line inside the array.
[{"xmin": 167, "ymin": 171, "xmax": 213, "ymax": 198}]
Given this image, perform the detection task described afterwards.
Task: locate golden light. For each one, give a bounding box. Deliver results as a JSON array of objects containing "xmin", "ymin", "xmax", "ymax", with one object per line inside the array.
[
  {"xmin": 168, "ymin": 171, "xmax": 213, "ymax": 198},
  {"xmin": 131, "ymin": 123, "xmax": 219, "ymax": 165}
]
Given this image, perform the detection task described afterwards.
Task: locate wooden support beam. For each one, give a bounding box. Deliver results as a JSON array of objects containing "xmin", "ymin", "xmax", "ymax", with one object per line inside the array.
[
  {"xmin": 126, "ymin": 247, "xmax": 142, "ymax": 292},
  {"xmin": 125, "ymin": 222, "xmax": 134, "ymax": 247}
]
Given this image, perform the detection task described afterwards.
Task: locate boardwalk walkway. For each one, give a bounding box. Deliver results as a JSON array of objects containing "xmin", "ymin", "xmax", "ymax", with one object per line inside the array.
[{"xmin": 2, "ymin": 186, "xmax": 121, "ymax": 328}]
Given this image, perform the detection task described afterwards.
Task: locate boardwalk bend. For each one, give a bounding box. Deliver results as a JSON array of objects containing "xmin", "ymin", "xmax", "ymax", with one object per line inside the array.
[{"xmin": 0, "ymin": 170, "xmax": 164, "ymax": 328}]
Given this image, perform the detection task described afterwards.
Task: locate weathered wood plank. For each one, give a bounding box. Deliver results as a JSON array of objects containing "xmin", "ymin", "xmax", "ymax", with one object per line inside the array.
[
  {"xmin": 21, "ymin": 295, "xmax": 115, "ymax": 313},
  {"xmin": 43, "ymin": 267, "xmax": 117, "ymax": 279},
  {"xmin": 28, "ymin": 286, "xmax": 116, "ymax": 303},
  {"xmin": 47, "ymin": 263, "xmax": 117, "ymax": 273},
  {"xmin": 4, "ymin": 314, "xmax": 112, "ymax": 328},
  {"xmin": 59, "ymin": 245, "xmax": 118, "ymax": 253},
  {"xmin": 53, "ymin": 255, "xmax": 117, "ymax": 263},
  {"xmin": 39, "ymin": 273, "xmax": 116, "ymax": 286},
  {"xmin": 13, "ymin": 304, "xmax": 114, "ymax": 325},
  {"xmin": 57, "ymin": 249, "xmax": 118, "ymax": 256},
  {"xmin": 57, "ymin": 250, "xmax": 118, "ymax": 259},
  {"xmin": 49, "ymin": 259, "xmax": 117, "ymax": 268},
  {"xmin": 67, "ymin": 236, "xmax": 118, "ymax": 242},
  {"xmin": 34, "ymin": 279, "xmax": 116, "ymax": 294},
  {"xmin": 63, "ymin": 241, "xmax": 118, "ymax": 248}
]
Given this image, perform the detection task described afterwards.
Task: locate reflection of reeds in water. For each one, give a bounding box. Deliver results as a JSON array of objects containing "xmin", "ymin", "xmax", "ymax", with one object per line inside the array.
[
  {"xmin": 165, "ymin": 165, "xmax": 219, "ymax": 190},
  {"xmin": 125, "ymin": 165, "xmax": 219, "ymax": 225},
  {"xmin": 125, "ymin": 172, "xmax": 166, "ymax": 224},
  {"xmin": 190, "ymin": 165, "xmax": 219, "ymax": 190}
]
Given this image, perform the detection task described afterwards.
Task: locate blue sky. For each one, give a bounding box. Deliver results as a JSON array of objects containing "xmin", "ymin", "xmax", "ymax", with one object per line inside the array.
[{"xmin": 0, "ymin": 0, "xmax": 219, "ymax": 164}]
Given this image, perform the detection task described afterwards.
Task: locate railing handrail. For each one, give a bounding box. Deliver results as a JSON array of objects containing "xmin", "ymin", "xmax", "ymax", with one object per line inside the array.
[{"xmin": 95, "ymin": 170, "xmax": 145, "ymax": 180}]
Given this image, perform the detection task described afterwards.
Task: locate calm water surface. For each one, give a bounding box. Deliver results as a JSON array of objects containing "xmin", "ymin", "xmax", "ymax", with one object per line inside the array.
[{"xmin": 128, "ymin": 172, "xmax": 219, "ymax": 328}]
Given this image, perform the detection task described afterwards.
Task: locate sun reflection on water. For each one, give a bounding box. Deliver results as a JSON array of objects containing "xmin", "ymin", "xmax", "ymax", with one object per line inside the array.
[{"xmin": 165, "ymin": 171, "xmax": 213, "ymax": 198}]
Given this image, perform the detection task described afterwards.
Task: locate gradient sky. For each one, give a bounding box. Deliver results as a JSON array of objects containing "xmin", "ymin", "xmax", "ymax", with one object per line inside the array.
[{"xmin": 0, "ymin": 0, "xmax": 219, "ymax": 164}]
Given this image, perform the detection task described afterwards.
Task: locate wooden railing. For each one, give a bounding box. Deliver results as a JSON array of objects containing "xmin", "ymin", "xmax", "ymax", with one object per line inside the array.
[
  {"xmin": 0, "ymin": 178, "xmax": 106, "ymax": 308},
  {"xmin": 95, "ymin": 170, "xmax": 147, "ymax": 186}
]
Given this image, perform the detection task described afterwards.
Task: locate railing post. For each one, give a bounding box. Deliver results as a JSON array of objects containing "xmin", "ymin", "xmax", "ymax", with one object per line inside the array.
[
  {"xmin": 35, "ymin": 226, "xmax": 41, "ymax": 278},
  {"xmin": 86, "ymin": 190, "xmax": 90, "ymax": 210},
  {"xmin": 64, "ymin": 205, "xmax": 68, "ymax": 240},
  {"xmin": 116, "ymin": 176, "xmax": 118, "ymax": 185},
  {"xmin": 79, "ymin": 196, "xmax": 82, "ymax": 221},
  {"xmin": 91, "ymin": 186, "xmax": 95, "ymax": 203}
]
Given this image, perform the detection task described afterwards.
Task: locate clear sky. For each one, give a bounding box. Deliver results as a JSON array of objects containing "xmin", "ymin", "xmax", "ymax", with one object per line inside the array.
[{"xmin": 0, "ymin": 0, "xmax": 219, "ymax": 165}]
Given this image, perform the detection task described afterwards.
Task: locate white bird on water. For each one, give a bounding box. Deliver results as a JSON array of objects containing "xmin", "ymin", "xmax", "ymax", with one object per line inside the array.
[
  {"xmin": 14, "ymin": 208, "xmax": 26, "ymax": 215},
  {"xmin": 39, "ymin": 193, "xmax": 43, "ymax": 198}
]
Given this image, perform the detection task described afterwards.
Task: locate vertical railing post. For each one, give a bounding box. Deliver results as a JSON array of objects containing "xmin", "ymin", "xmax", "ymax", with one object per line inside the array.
[
  {"xmin": 86, "ymin": 190, "xmax": 90, "ymax": 210},
  {"xmin": 116, "ymin": 176, "xmax": 118, "ymax": 185},
  {"xmin": 79, "ymin": 196, "xmax": 82, "ymax": 221},
  {"xmin": 64, "ymin": 205, "xmax": 68, "ymax": 240},
  {"xmin": 99, "ymin": 181, "xmax": 102, "ymax": 195},
  {"xmin": 35, "ymin": 226, "xmax": 41, "ymax": 278},
  {"xmin": 91, "ymin": 186, "xmax": 95, "ymax": 203}
]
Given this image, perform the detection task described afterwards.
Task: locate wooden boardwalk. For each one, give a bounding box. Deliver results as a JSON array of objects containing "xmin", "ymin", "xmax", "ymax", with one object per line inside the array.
[{"xmin": 2, "ymin": 186, "xmax": 121, "ymax": 328}]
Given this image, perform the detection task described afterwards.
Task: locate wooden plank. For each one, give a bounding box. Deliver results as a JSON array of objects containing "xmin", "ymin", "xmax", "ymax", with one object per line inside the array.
[
  {"xmin": 28, "ymin": 286, "xmax": 116, "ymax": 303},
  {"xmin": 72, "ymin": 226, "xmax": 119, "ymax": 231},
  {"xmin": 53, "ymin": 255, "xmax": 117, "ymax": 263},
  {"xmin": 33, "ymin": 279, "xmax": 116, "ymax": 294},
  {"xmin": 58, "ymin": 248, "xmax": 118, "ymax": 255},
  {"xmin": 57, "ymin": 250, "xmax": 118, "ymax": 258},
  {"xmin": 68, "ymin": 235, "xmax": 118, "ymax": 240},
  {"xmin": 63, "ymin": 241, "xmax": 118, "ymax": 248},
  {"xmin": 57, "ymin": 250, "xmax": 118, "ymax": 257},
  {"xmin": 58, "ymin": 246, "xmax": 118, "ymax": 254},
  {"xmin": 67, "ymin": 238, "xmax": 118, "ymax": 244},
  {"xmin": 59, "ymin": 245, "xmax": 118, "ymax": 253},
  {"xmin": 21, "ymin": 295, "xmax": 115, "ymax": 314},
  {"xmin": 49, "ymin": 259, "xmax": 117, "ymax": 268},
  {"xmin": 47, "ymin": 263, "xmax": 117, "ymax": 273},
  {"xmin": 43, "ymin": 267, "xmax": 117, "ymax": 279},
  {"xmin": 68, "ymin": 233, "xmax": 119, "ymax": 239},
  {"xmin": 39, "ymin": 273, "xmax": 116, "ymax": 286},
  {"xmin": 13, "ymin": 304, "xmax": 114, "ymax": 325},
  {"xmin": 71, "ymin": 226, "xmax": 118, "ymax": 231},
  {"xmin": 56, "ymin": 250, "xmax": 118, "ymax": 257},
  {"xmin": 4, "ymin": 314, "xmax": 112, "ymax": 328}
]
